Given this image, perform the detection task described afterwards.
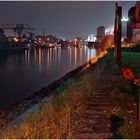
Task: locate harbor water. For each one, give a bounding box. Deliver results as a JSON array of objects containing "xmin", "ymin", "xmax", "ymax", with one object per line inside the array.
[{"xmin": 0, "ymin": 46, "xmax": 97, "ymax": 108}]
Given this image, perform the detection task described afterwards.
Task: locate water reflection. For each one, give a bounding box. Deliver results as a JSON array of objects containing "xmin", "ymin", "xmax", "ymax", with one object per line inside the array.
[
  {"xmin": 58, "ymin": 47, "xmax": 61, "ymax": 65},
  {"xmin": 87, "ymin": 48, "xmax": 97, "ymax": 60},
  {"xmin": 80, "ymin": 47, "xmax": 82, "ymax": 63},
  {"xmin": 24, "ymin": 49, "xmax": 31, "ymax": 71},
  {"xmin": 34, "ymin": 48, "xmax": 37, "ymax": 64},
  {"xmin": 26, "ymin": 47, "xmax": 97, "ymax": 73},
  {"xmin": 49, "ymin": 48, "xmax": 52, "ymax": 69},
  {"xmin": 74, "ymin": 47, "xmax": 77, "ymax": 67},
  {"xmin": 68, "ymin": 47, "xmax": 72, "ymax": 67},
  {"xmin": 84, "ymin": 45, "xmax": 87, "ymax": 56},
  {"xmin": 24, "ymin": 50, "xmax": 28, "ymax": 64},
  {"xmin": 0, "ymin": 46, "xmax": 97, "ymax": 108},
  {"xmin": 38, "ymin": 49, "xmax": 42, "ymax": 72}
]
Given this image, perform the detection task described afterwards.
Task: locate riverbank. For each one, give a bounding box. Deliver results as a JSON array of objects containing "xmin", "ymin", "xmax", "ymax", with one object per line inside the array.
[
  {"xmin": 70, "ymin": 49, "xmax": 139, "ymax": 138},
  {"xmin": 1, "ymin": 47, "xmax": 140, "ymax": 138},
  {"xmin": 0, "ymin": 51, "xmax": 107, "ymax": 128},
  {"xmin": 1, "ymin": 51, "xmax": 107, "ymax": 138}
]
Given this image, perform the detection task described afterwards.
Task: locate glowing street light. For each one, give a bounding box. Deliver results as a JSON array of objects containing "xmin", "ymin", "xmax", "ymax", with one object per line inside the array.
[
  {"xmin": 13, "ymin": 37, "xmax": 19, "ymax": 42},
  {"xmin": 121, "ymin": 16, "xmax": 129, "ymax": 22}
]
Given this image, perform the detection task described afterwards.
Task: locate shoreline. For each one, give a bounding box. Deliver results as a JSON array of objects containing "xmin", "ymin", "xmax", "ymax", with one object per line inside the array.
[
  {"xmin": 0, "ymin": 54, "xmax": 105, "ymax": 128},
  {"xmin": 0, "ymin": 50, "xmax": 107, "ymax": 128},
  {"xmin": 0, "ymin": 46, "xmax": 61, "ymax": 54}
]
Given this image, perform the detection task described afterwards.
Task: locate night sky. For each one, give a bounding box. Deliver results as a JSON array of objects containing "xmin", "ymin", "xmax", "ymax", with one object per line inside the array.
[{"xmin": 0, "ymin": 1, "xmax": 136, "ymax": 39}]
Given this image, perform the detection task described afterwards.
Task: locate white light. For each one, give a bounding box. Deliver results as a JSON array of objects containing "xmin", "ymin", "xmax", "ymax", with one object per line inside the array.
[
  {"xmin": 105, "ymin": 25, "xmax": 114, "ymax": 35},
  {"xmin": 74, "ymin": 38, "xmax": 77, "ymax": 42},
  {"xmin": 121, "ymin": 17, "xmax": 129, "ymax": 22},
  {"xmin": 87, "ymin": 34, "xmax": 95, "ymax": 42},
  {"xmin": 49, "ymin": 43, "xmax": 52, "ymax": 47}
]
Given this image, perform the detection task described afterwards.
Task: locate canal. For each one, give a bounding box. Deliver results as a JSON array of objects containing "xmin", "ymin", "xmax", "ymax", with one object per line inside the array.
[{"xmin": 0, "ymin": 46, "xmax": 97, "ymax": 108}]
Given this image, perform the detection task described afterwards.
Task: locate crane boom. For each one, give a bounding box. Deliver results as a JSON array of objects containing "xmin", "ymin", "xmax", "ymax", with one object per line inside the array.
[{"xmin": 0, "ymin": 24, "xmax": 36, "ymax": 38}]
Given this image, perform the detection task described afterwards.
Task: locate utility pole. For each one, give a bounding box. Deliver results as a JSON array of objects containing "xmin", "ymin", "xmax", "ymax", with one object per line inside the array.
[{"xmin": 114, "ymin": 2, "xmax": 122, "ymax": 67}]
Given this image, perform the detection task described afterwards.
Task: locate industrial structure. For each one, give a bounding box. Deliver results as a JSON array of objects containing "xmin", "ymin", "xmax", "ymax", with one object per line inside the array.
[
  {"xmin": 97, "ymin": 26, "xmax": 105, "ymax": 42},
  {"xmin": 0, "ymin": 24, "xmax": 36, "ymax": 48},
  {"xmin": 0, "ymin": 24, "xmax": 35, "ymax": 39},
  {"xmin": 127, "ymin": 1, "xmax": 140, "ymax": 43}
]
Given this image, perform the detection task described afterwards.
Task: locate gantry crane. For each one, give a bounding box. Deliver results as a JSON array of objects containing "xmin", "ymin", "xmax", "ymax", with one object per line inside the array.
[{"xmin": 0, "ymin": 24, "xmax": 36, "ymax": 39}]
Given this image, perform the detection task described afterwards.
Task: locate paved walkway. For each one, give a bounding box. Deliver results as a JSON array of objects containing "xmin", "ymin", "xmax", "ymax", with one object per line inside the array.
[{"xmin": 70, "ymin": 67, "xmax": 114, "ymax": 139}]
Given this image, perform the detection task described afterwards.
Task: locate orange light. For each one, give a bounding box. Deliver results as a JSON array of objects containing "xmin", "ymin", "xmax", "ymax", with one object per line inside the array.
[
  {"xmin": 90, "ymin": 57, "xmax": 98, "ymax": 64},
  {"xmin": 13, "ymin": 37, "xmax": 19, "ymax": 42},
  {"xmin": 86, "ymin": 64, "xmax": 90, "ymax": 68}
]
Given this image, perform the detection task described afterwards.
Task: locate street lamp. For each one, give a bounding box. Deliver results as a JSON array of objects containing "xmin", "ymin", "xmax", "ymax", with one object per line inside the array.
[{"xmin": 121, "ymin": 16, "xmax": 129, "ymax": 22}]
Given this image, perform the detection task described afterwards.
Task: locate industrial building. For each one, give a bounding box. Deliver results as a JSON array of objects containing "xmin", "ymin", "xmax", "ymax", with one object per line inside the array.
[{"xmin": 97, "ymin": 26, "xmax": 105, "ymax": 42}]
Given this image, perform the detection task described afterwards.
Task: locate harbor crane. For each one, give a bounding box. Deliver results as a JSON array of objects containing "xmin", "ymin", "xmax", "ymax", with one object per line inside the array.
[{"xmin": 0, "ymin": 24, "xmax": 36, "ymax": 39}]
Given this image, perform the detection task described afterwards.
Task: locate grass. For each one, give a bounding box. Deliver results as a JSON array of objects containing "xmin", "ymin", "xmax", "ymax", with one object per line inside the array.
[
  {"xmin": 121, "ymin": 50, "xmax": 140, "ymax": 107},
  {"xmin": 106, "ymin": 83, "xmax": 140, "ymax": 138},
  {"xmin": 105, "ymin": 49, "xmax": 140, "ymax": 139},
  {"xmin": 119, "ymin": 120, "xmax": 140, "ymax": 139},
  {"xmin": 0, "ymin": 56, "xmax": 106, "ymax": 138},
  {"xmin": 121, "ymin": 51, "xmax": 140, "ymax": 72},
  {"xmin": 2, "ymin": 48, "xmax": 140, "ymax": 139}
]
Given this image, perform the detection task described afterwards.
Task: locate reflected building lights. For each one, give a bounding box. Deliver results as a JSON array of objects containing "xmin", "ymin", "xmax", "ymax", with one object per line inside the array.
[
  {"xmin": 84, "ymin": 46, "xmax": 87, "ymax": 56},
  {"xmin": 25, "ymin": 47, "xmax": 97, "ymax": 75},
  {"xmin": 42, "ymin": 50, "xmax": 44, "ymax": 62},
  {"xmin": 47, "ymin": 48, "xmax": 52, "ymax": 71},
  {"xmin": 74, "ymin": 47, "xmax": 77, "ymax": 67},
  {"xmin": 24, "ymin": 50, "xmax": 30, "ymax": 65},
  {"xmin": 24, "ymin": 50, "xmax": 27, "ymax": 63},
  {"xmin": 58, "ymin": 47, "xmax": 61, "ymax": 66},
  {"xmin": 68, "ymin": 47, "xmax": 72, "ymax": 67},
  {"xmin": 55, "ymin": 48, "xmax": 58, "ymax": 64},
  {"xmin": 91, "ymin": 48, "xmax": 96, "ymax": 57},
  {"xmin": 87, "ymin": 48, "xmax": 97, "ymax": 61},
  {"xmin": 39, "ymin": 48, "xmax": 42, "ymax": 72},
  {"xmin": 55, "ymin": 48, "xmax": 57, "ymax": 64},
  {"xmin": 94, "ymin": 49, "xmax": 97, "ymax": 56},
  {"xmin": 80, "ymin": 47, "xmax": 82, "ymax": 64},
  {"xmin": 87, "ymin": 49, "xmax": 90, "ymax": 61},
  {"xmin": 27, "ymin": 50, "xmax": 30, "ymax": 64},
  {"xmin": 34, "ymin": 48, "xmax": 37, "ymax": 64},
  {"xmin": 47, "ymin": 48, "xmax": 50, "ymax": 69}
]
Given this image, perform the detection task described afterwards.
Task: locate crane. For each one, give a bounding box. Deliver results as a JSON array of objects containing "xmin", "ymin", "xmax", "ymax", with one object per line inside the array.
[
  {"xmin": 26, "ymin": 31, "xmax": 35, "ymax": 38},
  {"xmin": 0, "ymin": 24, "xmax": 36, "ymax": 39}
]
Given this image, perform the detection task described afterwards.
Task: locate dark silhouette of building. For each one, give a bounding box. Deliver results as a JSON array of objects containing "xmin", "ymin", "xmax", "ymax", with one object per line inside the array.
[{"xmin": 97, "ymin": 26, "xmax": 105, "ymax": 42}]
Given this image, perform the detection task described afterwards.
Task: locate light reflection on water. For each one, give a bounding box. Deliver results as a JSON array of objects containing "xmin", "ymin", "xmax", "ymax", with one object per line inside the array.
[{"xmin": 0, "ymin": 46, "xmax": 97, "ymax": 108}]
